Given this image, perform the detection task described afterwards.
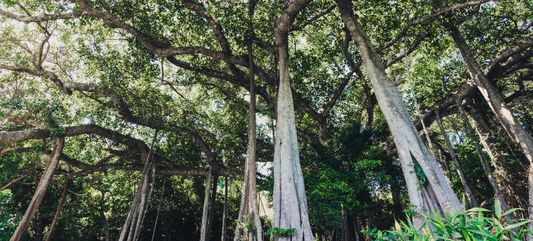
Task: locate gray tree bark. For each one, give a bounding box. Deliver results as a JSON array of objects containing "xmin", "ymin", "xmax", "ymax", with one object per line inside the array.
[
  {"xmin": 447, "ymin": 25, "xmax": 533, "ymax": 235},
  {"xmin": 271, "ymin": 0, "xmax": 314, "ymax": 240},
  {"xmin": 336, "ymin": 0, "xmax": 463, "ymax": 229},
  {"xmin": 10, "ymin": 137, "xmax": 65, "ymax": 241},
  {"xmin": 119, "ymin": 130, "xmax": 158, "ymax": 241},
  {"xmin": 233, "ymin": 11, "xmax": 263, "ymax": 240},
  {"xmin": 200, "ymin": 170, "xmax": 212, "ymax": 241},
  {"xmin": 469, "ymin": 103, "xmax": 528, "ymax": 214},
  {"xmin": 435, "ymin": 110, "xmax": 478, "ymax": 208},
  {"xmin": 456, "ymin": 99, "xmax": 512, "ymax": 221}
]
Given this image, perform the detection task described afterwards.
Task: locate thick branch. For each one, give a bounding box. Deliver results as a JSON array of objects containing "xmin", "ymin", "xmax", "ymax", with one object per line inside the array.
[
  {"xmin": 0, "ymin": 9, "xmax": 87, "ymax": 22},
  {"xmin": 0, "ymin": 65, "xmax": 217, "ymax": 169},
  {"xmin": 485, "ymin": 34, "xmax": 533, "ymax": 75}
]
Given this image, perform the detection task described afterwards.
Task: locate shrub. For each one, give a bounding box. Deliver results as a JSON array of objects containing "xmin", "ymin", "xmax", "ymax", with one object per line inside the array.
[{"xmin": 362, "ymin": 200, "xmax": 532, "ymax": 240}]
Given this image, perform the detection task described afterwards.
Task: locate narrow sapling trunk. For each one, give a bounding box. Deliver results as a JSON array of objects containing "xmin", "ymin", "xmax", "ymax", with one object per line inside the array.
[
  {"xmin": 119, "ymin": 130, "xmax": 159, "ymax": 241},
  {"xmin": 456, "ymin": 100, "xmax": 512, "ymax": 221},
  {"xmin": 200, "ymin": 171, "xmax": 212, "ymax": 241},
  {"xmin": 221, "ymin": 176, "xmax": 228, "ymax": 241},
  {"xmin": 44, "ymin": 179, "xmax": 71, "ymax": 241},
  {"xmin": 469, "ymin": 103, "xmax": 527, "ymax": 212},
  {"xmin": 11, "ymin": 137, "xmax": 65, "ymax": 241},
  {"xmin": 206, "ymin": 175, "xmax": 219, "ymax": 240},
  {"xmin": 447, "ymin": 25, "xmax": 533, "ymax": 232},
  {"xmin": 435, "ymin": 110, "xmax": 478, "ymax": 208},
  {"xmin": 234, "ymin": 20, "xmax": 263, "ymax": 241},
  {"xmin": 336, "ymin": 0, "xmax": 462, "ymax": 229}
]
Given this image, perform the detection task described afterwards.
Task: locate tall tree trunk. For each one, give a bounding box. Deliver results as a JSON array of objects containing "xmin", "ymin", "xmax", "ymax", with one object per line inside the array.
[
  {"xmin": 341, "ymin": 207, "xmax": 354, "ymax": 241},
  {"xmin": 103, "ymin": 214, "xmax": 111, "ymax": 241},
  {"xmin": 44, "ymin": 179, "xmax": 71, "ymax": 241},
  {"xmin": 435, "ymin": 110, "xmax": 478, "ymax": 208},
  {"xmin": 272, "ymin": 0, "xmax": 314, "ymax": 240},
  {"xmin": 10, "ymin": 137, "xmax": 65, "ymax": 241},
  {"xmin": 336, "ymin": 0, "xmax": 462, "ymax": 229},
  {"xmin": 273, "ymin": 37, "xmax": 314, "ymax": 241},
  {"xmin": 206, "ymin": 175, "xmax": 219, "ymax": 240},
  {"xmin": 456, "ymin": 100, "xmax": 513, "ymax": 221},
  {"xmin": 234, "ymin": 8, "xmax": 263, "ymax": 239},
  {"xmin": 222, "ymin": 176, "xmax": 228, "ymax": 241},
  {"xmin": 200, "ymin": 171, "xmax": 213, "ymax": 241},
  {"xmin": 469, "ymin": 100, "xmax": 527, "ymax": 207},
  {"xmin": 351, "ymin": 213, "xmax": 362, "ymax": 241},
  {"xmin": 447, "ymin": 25, "xmax": 533, "ymax": 236},
  {"xmin": 119, "ymin": 130, "xmax": 159, "ymax": 241}
]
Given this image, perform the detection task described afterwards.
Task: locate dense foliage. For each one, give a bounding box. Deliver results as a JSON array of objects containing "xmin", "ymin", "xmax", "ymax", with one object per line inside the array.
[{"xmin": 0, "ymin": 0, "xmax": 532, "ymax": 240}]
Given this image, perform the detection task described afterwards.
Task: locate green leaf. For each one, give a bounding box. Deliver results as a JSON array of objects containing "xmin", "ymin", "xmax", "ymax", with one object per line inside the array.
[
  {"xmin": 495, "ymin": 199, "xmax": 502, "ymax": 219},
  {"xmin": 506, "ymin": 220, "xmax": 532, "ymax": 231},
  {"xmin": 467, "ymin": 207, "xmax": 491, "ymax": 213},
  {"xmin": 502, "ymin": 208, "xmax": 524, "ymax": 217}
]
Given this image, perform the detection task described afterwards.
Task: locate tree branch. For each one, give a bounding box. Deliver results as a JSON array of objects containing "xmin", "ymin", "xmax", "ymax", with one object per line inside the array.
[{"xmin": 0, "ymin": 175, "xmax": 29, "ymax": 191}]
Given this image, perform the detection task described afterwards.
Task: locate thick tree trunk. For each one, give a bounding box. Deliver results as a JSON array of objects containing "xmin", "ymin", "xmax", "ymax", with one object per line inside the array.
[
  {"xmin": 435, "ymin": 110, "xmax": 478, "ymax": 208},
  {"xmin": 456, "ymin": 100, "xmax": 513, "ymax": 221},
  {"xmin": 447, "ymin": 25, "xmax": 533, "ymax": 235},
  {"xmin": 272, "ymin": 38, "xmax": 313, "ymax": 241},
  {"xmin": 10, "ymin": 137, "xmax": 65, "ymax": 241},
  {"xmin": 271, "ymin": 0, "xmax": 314, "ymax": 240},
  {"xmin": 336, "ymin": 0, "xmax": 462, "ymax": 229},
  {"xmin": 44, "ymin": 179, "xmax": 71, "ymax": 241}
]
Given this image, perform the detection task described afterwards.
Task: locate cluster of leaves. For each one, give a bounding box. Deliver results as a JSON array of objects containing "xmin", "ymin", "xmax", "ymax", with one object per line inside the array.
[
  {"xmin": 298, "ymin": 120, "xmax": 405, "ymax": 231},
  {"xmin": 236, "ymin": 215, "xmax": 257, "ymax": 236},
  {"xmin": 364, "ymin": 200, "xmax": 531, "ymax": 241},
  {"xmin": 265, "ymin": 226, "xmax": 296, "ymax": 239},
  {"xmin": 0, "ymin": 97, "xmax": 67, "ymax": 135},
  {"xmin": 0, "ymin": 190, "xmax": 21, "ymax": 241}
]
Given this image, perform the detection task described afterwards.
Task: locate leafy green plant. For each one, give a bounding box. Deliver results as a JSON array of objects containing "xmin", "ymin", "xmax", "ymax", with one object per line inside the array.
[
  {"xmin": 265, "ymin": 227, "xmax": 296, "ymax": 236},
  {"xmin": 265, "ymin": 224, "xmax": 296, "ymax": 241},
  {"xmin": 363, "ymin": 200, "xmax": 532, "ymax": 240},
  {"xmin": 236, "ymin": 215, "xmax": 258, "ymax": 236}
]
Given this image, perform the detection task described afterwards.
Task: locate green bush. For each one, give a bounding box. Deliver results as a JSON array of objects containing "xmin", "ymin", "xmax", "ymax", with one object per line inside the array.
[{"xmin": 363, "ymin": 200, "xmax": 532, "ymax": 240}]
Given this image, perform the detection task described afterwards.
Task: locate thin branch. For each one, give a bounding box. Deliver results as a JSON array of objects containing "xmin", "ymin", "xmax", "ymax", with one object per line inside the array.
[
  {"xmin": 291, "ymin": 5, "xmax": 336, "ymax": 31},
  {"xmin": 0, "ymin": 175, "xmax": 29, "ymax": 191},
  {"xmin": 376, "ymin": 0, "xmax": 495, "ymax": 52}
]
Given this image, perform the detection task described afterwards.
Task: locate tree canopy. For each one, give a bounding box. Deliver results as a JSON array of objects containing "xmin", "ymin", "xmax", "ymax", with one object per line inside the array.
[{"xmin": 0, "ymin": 0, "xmax": 532, "ymax": 240}]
